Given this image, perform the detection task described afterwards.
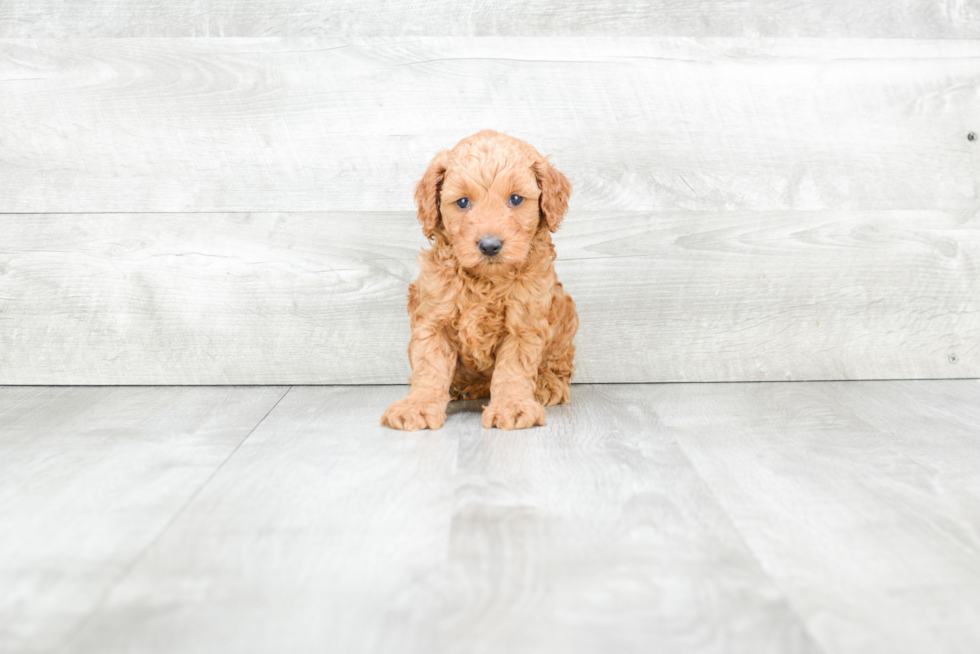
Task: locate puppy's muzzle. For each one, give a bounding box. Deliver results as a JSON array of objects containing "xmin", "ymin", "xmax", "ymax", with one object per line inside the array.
[{"xmin": 478, "ymin": 236, "xmax": 503, "ymax": 257}]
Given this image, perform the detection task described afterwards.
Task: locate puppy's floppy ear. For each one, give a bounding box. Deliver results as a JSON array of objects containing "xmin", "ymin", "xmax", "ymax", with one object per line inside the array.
[
  {"xmin": 533, "ymin": 157, "xmax": 572, "ymax": 232},
  {"xmin": 414, "ymin": 150, "xmax": 451, "ymax": 239}
]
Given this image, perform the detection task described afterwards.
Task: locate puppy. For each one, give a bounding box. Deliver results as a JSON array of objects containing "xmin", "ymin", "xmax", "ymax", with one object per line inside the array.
[{"xmin": 382, "ymin": 130, "xmax": 578, "ymax": 430}]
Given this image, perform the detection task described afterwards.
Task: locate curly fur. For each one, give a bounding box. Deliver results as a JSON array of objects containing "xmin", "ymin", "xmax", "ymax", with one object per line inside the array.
[{"xmin": 381, "ymin": 130, "xmax": 578, "ymax": 430}]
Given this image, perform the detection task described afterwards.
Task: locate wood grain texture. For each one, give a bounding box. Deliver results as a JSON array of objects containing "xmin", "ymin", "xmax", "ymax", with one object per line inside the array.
[
  {"xmin": 0, "ymin": 212, "xmax": 419, "ymax": 385},
  {"xmin": 0, "ymin": 385, "xmax": 287, "ymax": 654},
  {"xmin": 651, "ymin": 380, "xmax": 980, "ymax": 654},
  {"xmin": 1, "ymin": 38, "xmax": 977, "ymax": 213},
  {"xmin": 1, "ymin": 0, "xmax": 978, "ymax": 38},
  {"xmin": 61, "ymin": 386, "xmax": 460, "ymax": 654},
  {"xmin": 0, "ymin": 210, "xmax": 976, "ymax": 384},
  {"xmin": 62, "ymin": 385, "xmax": 820, "ymax": 654},
  {"xmin": 438, "ymin": 385, "xmax": 819, "ymax": 653}
]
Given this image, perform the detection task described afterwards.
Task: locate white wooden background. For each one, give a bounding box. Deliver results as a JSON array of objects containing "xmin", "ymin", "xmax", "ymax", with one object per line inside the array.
[{"xmin": 0, "ymin": 5, "xmax": 978, "ymax": 383}]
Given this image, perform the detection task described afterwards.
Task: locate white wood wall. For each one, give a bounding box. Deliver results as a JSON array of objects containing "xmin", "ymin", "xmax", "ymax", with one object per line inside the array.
[{"xmin": 0, "ymin": 5, "xmax": 977, "ymax": 383}]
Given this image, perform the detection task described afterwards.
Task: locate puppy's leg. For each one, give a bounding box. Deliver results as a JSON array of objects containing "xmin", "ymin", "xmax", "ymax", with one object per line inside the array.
[
  {"xmin": 382, "ymin": 323, "xmax": 456, "ymax": 430},
  {"xmin": 534, "ymin": 361, "xmax": 572, "ymax": 406},
  {"xmin": 482, "ymin": 322, "xmax": 548, "ymax": 430},
  {"xmin": 535, "ymin": 290, "xmax": 577, "ymax": 406}
]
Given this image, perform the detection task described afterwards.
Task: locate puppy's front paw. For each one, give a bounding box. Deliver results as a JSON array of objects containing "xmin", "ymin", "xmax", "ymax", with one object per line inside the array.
[
  {"xmin": 482, "ymin": 397, "xmax": 546, "ymax": 430},
  {"xmin": 381, "ymin": 397, "xmax": 447, "ymax": 431}
]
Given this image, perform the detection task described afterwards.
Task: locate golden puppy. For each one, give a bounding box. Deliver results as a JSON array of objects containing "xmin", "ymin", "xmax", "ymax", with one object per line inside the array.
[{"xmin": 382, "ymin": 130, "xmax": 578, "ymax": 430}]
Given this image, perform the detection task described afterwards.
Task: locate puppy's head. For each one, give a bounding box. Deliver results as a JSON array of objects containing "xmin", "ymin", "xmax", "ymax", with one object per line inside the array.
[{"xmin": 414, "ymin": 130, "xmax": 572, "ymax": 275}]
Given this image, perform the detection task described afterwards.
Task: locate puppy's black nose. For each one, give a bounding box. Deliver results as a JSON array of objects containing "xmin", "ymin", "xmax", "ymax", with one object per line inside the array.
[{"xmin": 478, "ymin": 236, "xmax": 503, "ymax": 257}]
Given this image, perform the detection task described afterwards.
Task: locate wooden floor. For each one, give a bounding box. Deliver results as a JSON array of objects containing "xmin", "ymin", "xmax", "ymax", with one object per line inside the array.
[{"xmin": 2, "ymin": 382, "xmax": 979, "ymax": 654}]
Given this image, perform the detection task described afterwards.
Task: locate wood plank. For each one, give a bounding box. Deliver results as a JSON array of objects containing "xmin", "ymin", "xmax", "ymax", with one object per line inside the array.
[
  {"xmin": 0, "ymin": 212, "xmax": 419, "ymax": 385},
  {"xmin": 651, "ymin": 380, "xmax": 980, "ymax": 654},
  {"xmin": 63, "ymin": 385, "xmax": 820, "ymax": 654},
  {"xmin": 62, "ymin": 386, "xmax": 461, "ymax": 654},
  {"xmin": 1, "ymin": 37, "xmax": 977, "ymax": 213},
  {"xmin": 0, "ymin": 385, "xmax": 287, "ymax": 654},
  {"xmin": 0, "ymin": 210, "xmax": 976, "ymax": 384},
  {"xmin": 564, "ymin": 209, "xmax": 980, "ymax": 383},
  {"xmin": 437, "ymin": 385, "xmax": 819, "ymax": 653},
  {"xmin": 1, "ymin": 1, "xmax": 978, "ymax": 38},
  {"xmin": 816, "ymin": 379, "xmax": 980, "ymax": 442}
]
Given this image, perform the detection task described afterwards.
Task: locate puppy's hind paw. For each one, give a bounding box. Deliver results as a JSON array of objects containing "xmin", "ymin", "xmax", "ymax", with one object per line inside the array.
[
  {"xmin": 381, "ymin": 397, "xmax": 447, "ymax": 431},
  {"xmin": 482, "ymin": 397, "xmax": 546, "ymax": 430}
]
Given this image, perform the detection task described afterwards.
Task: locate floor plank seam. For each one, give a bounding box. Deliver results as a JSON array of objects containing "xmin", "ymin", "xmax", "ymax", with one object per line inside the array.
[
  {"xmin": 664, "ymin": 422, "xmax": 832, "ymax": 654},
  {"xmin": 53, "ymin": 385, "xmax": 294, "ymax": 653}
]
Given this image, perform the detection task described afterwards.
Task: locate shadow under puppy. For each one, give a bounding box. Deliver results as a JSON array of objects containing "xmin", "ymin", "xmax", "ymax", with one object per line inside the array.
[{"xmin": 382, "ymin": 129, "xmax": 578, "ymax": 431}]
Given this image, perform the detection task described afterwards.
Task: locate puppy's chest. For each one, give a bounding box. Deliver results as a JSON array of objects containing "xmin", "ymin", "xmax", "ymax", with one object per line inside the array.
[{"xmin": 454, "ymin": 295, "xmax": 507, "ymax": 371}]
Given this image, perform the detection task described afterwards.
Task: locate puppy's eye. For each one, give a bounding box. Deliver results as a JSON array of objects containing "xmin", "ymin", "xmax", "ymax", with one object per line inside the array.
[
  {"xmin": 456, "ymin": 197, "xmax": 470, "ymax": 209},
  {"xmin": 509, "ymin": 194, "xmax": 523, "ymax": 207}
]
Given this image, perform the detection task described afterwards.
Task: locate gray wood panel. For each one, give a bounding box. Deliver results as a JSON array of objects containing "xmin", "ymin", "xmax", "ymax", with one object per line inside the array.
[
  {"xmin": 0, "ymin": 386, "xmax": 287, "ymax": 654},
  {"xmin": 62, "ymin": 385, "xmax": 820, "ymax": 654},
  {"xmin": 59, "ymin": 386, "xmax": 460, "ymax": 654},
  {"xmin": 2, "ymin": 38, "xmax": 977, "ymax": 213},
  {"xmin": 6, "ymin": 383, "xmax": 980, "ymax": 652},
  {"xmin": 652, "ymin": 380, "xmax": 980, "ymax": 654},
  {"xmin": 1, "ymin": 1, "xmax": 978, "ymax": 38},
  {"xmin": 0, "ymin": 210, "xmax": 976, "ymax": 384}
]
